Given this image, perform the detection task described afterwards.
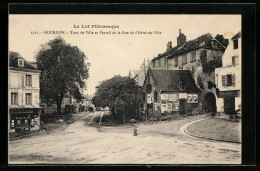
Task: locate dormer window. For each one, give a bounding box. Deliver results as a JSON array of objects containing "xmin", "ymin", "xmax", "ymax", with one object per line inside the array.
[{"xmin": 18, "ymin": 59, "xmax": 24, "ymax": 66}]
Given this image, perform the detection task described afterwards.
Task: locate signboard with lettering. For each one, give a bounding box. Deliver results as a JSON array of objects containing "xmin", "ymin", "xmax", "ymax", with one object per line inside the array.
[
  {"xmin": 168, "ymin": 94, "xmax": 178, "ymax": 101},
  {"xmin": 172, "ymin": 100, "xmax": 179, "ymax": 111},
  {"xmin": 10, "ymin": 88, "xmax": 18, "ymax": 92},
  {"xmin": 167, "ymin": 103, "xmax": 172, "ymax": 111},
  {"xmin": 23, "ymin": 89, "xmax": 39, "ymax": 93},
  {"xmin": 147, "ymin": 94, "xmax": 153, "ymax": 104},
  {"xmin": 161, "ymin": 104, "xmax": 167, "ymax": 113},
  {"xmin": 192, "ymin": 94, "xmax": 198, "ymax": 103},
  {"xmin": 179, "ymin": 93, "xmax": 187, "ymax": 99},
  {"xmin": 161, "ymin": 94, "xmax": 168, "ymax": 100},
  {"xmin": 187, "ymin": 94, "xmax": 193, "ymax": 103},
  {"xmin": 218, "ymin": 90, "xmax": 240, "ymax": 98}
]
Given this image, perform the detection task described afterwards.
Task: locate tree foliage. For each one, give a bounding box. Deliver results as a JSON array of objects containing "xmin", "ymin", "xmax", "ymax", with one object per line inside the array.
[
  {"xmin": 36, "ymin": 36, "xmax": 89, "ymax": 113},
  {"xmin": 92, "ymin": 75, "xmax": 138, "ymax": 123},
  {"xmin": 200, "ymin": 50, "xmax": 222, "ymax": 73}
]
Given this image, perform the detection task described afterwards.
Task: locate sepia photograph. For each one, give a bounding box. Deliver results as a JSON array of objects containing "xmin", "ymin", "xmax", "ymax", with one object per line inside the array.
[{"xmin": 8, "ymin": 13, "xmax": 243, "ymax": 164}]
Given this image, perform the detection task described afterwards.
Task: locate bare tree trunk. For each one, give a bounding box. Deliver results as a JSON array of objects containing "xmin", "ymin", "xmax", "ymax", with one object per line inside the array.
[
  {"xmin": 56, "ymin": 95, "xmax": 64, "ymax": 114},
  {"xmin": 122, "ymin": 108, "xmax": 125, "ymax": 123}
]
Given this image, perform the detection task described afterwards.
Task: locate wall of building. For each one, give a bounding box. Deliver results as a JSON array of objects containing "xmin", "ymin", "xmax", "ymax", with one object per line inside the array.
[
  {"xmin": 9, "ymin": 69, "xmax": 40, "ymax": 108},
  {"xmin": 214, "ymin": 36, "xmax": 241, "ymax": 113},
  {"xmin": 222, "ymin": 37, "xmax": 241, "ymax": 67}
]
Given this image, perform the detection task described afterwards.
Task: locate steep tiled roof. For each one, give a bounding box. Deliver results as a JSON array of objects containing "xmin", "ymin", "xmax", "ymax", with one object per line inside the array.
[
  {"xmin": 9, "ymin": 51, "xmax": 37, "ymax": 70},
  {"xmin": 152, "ymin": 33, "xmax": 226, "ymax": 61},
  {"xmin": 149, "ymin": 69, "xmax": 201, "ymax": 93},
  {"xmin": 231, "ymin": 31, "xmax": 241, "ymax": 40}
]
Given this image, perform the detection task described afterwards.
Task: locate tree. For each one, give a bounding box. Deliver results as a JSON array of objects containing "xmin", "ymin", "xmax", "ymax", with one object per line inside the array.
[
  {"xmin": 200, "ymin": 50, "xmax": 222, "ymax": 73},
  {"xmin": 36, "ymin": 36, "xmax": 89, "ymax": 114},
  {"xmin": 92, "ymin": 75, "xmax": 138, "ymax": 123}
]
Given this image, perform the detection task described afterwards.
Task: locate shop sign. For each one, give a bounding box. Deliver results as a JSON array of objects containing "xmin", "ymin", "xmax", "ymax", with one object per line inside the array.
[
  {"xmin": 161, "ymin": 94, "xmax": 168, "ymax": 100},
  {"xmin": 192, "ymin": 94, "xmax": 198, "ymax": 103},
  {"xmin": 10, "ymin": 88, "xmax": 18, "ymax": 92},
  {"xmin": 188, "ymin": 94, "xmax": 198, "ymax": 103},
  {"xmin": 218, "ymin": 90, "xmax": 240, "ymax": 98},
  {"xmin": 23, "ymin": 89, "xmax": 39, "ymax": 93},
  {"xmin": 169, "ymin": 94, "xmax": 178, "ymax": 101},
  {"xmin": 167, "ymin": 103, "xmax": 172, "ymax": 111},
  {"xmin": 161, "ymin": 100, "xmax": 167, "ymax": 104},
  {"xmin": 188, "ymin": 94, "xmax": 193, "ymax": 103},
  {"xmin": 147, "ymin": 94, "xmax": 153, "ymax": 104},
  {"xmin": 179, "ymin": 93, "xmax": 187, "ymax": 99},
  {"xmin": 161, "ymin": 104, "xmax": 167, "ymax": 113}
]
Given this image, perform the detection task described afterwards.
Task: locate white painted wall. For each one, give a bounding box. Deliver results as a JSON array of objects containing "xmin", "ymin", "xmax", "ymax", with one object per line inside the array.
[
  {"xmin": 9, "ymin": 69, "xmax": 40, "ymax": 108},
  {"xmin": 215, "ymin": 34, "xmax": 241, "ymax": 113}
]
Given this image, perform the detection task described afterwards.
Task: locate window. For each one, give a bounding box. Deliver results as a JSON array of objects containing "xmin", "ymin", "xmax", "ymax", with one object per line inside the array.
[
  {"xmin": 174, "ymin": 57, "xmax": 178, "ymax": 67},
  {"xmin": 18, "ymin": 59, "xmax": 24, "ymax": 66},
  {"xmin": 26, "ymin": 93, "xmax": 32, "ymax": 105},
  {"xmin": 191, "ymin": 52, "xmax": 196, "ymax": 63},
  {"xmin": 11, "ymin": 93, "xmax": 18, "ymax": 105},
  {"xmin": 26, "ymin": 75, "xmax": 32, "ymax": 87},
  {"xmin": 232, "ymin": 56, "xmax": 239, "ymax": 65},
  {"xmin": 222, "ymin": 74, "xmax": 235, "ymax": 87},
  {"xmin": 154, "ymin": 91, "xmax": 158, "ymax": 102},
  {"xmin": 182, "ymin": 54, "xmax": 187, "ymax": 64},
  {"xmin": 226, "ymin": 75, "xmax": 232, "ymax": 86},
  {"xmin": 233, "ymin": 39, "xmax": 238, "ymax": 49}
]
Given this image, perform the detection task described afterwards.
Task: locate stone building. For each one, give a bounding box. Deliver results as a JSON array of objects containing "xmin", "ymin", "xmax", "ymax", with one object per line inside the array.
[
  {"xmin": 151, "ymin": 30, "xmax": 228, "ymax": 113},
  {"xmin": 9, "ymin": 51, "xmax": 41, "ymax": 132},
  {"xmin": 139, "ymin": 68, "xmax": 201, "ymax": 120},
  {"xmin": 215, "ymin": 31, "xmax": 241, "ymax": 114}
]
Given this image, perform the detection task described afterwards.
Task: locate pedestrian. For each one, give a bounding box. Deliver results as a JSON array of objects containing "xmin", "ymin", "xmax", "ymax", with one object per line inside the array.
[{"xmin": 133, "ymin": 123, "xmax": 138, "ymax": 136}]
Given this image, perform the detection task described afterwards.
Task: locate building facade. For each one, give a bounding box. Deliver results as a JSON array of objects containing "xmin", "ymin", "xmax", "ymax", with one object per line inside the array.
[
  {"xmin": 9, "ymin": 51, "xmax": 41, "ymax": 132},
  {"xmin": 215, "ymin": 31, "xmax": 241, "ymax": 114},
  {"xmin": 139, "ymin": 68, "xmax": 201, "ymax": 120},
  {"xmin": 151, "ymin": 30, "xmax": 228, "ymax": 113}
]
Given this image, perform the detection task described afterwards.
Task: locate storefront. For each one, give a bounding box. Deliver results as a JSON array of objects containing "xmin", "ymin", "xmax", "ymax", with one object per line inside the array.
[
  {"xmin": 217, "ymin": 90, "xmax": 240, "ymax": 114},
  {"xmin": 9, "ymin": 108, "xmax": 41, "ymax": 132}
]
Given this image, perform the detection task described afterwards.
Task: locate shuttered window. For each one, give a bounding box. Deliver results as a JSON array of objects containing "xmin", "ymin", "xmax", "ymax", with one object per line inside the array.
[
  {"xmin": 222, "ymin": 75, "xmax": 226, "ymax": 86},
  {"xmin": 222, "ymin": 74, "xmax": 235, "ymax": 87},
  {"xmin": 232, "ymin": 74, "xmax": 235, "ymax": 86}
]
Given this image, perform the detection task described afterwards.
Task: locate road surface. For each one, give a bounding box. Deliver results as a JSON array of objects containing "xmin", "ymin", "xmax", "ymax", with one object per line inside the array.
[{"xmin": 9, "ymin": 111, "xmax": 241, "ymax": 164}]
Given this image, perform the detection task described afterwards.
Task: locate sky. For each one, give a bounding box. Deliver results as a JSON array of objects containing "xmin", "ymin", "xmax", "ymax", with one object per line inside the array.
[{"xmin": 9, "ymin": 15, "xmax": 241, "ymax": 96}]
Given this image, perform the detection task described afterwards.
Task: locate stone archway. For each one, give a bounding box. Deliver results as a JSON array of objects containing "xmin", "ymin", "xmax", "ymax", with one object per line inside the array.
[{"xmin": 204, "ymin": 92, "xmax": 216, "ymax": 113}]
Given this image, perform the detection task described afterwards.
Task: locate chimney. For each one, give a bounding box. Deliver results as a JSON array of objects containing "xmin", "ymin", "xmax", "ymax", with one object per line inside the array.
[
  {"xmin": 177, "ymin": 29, "xmax": 186, "ymax": 46},
  {"xmin": 166, "ymin": 41, "xmax": 172, "ymax": 51}
]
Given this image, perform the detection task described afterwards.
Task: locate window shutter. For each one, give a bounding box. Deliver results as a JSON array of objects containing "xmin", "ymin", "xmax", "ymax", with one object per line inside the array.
[
  {"xmin": 222, "ymin": 75, "xmax": 226, "ymax": 87},
  {"xmin": 232, "ymin": 74, "xmax": 235, "ymax": 86}
]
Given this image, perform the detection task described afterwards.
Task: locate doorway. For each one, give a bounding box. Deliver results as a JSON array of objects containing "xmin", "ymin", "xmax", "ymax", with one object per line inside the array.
[
  {"xmin": 224, "ymin": 97, "xmax": 235, "ymax": 114},
  {"xmin": 204, "ymin": 92, "xmax": 216, "ymax": 113},
  {"xmin": 179, "ymin": 99, "xmax": 187, "ymax": 115}
]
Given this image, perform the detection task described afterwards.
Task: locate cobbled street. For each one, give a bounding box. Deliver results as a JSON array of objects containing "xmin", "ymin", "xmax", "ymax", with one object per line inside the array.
[{"xmin": 9, "ymin": 112, "xmax": 241, "ymax": 164}]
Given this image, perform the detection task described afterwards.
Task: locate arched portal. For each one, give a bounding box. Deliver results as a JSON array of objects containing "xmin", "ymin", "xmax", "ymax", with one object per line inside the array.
[{"xmin": 204, "ymin": 92, "xmax": 216, "ymax": 113}]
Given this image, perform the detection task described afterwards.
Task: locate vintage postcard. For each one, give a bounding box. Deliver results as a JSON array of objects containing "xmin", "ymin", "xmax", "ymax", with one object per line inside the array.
[{"xmin": 8, "ymin": 13, "xmax": 242, "ymax": 164}]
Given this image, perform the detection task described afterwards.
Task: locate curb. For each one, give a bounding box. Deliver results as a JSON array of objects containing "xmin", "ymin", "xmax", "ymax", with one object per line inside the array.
[{"xmin": 181, "ymin": 117, "xmax": 241, "ymax": 144}]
